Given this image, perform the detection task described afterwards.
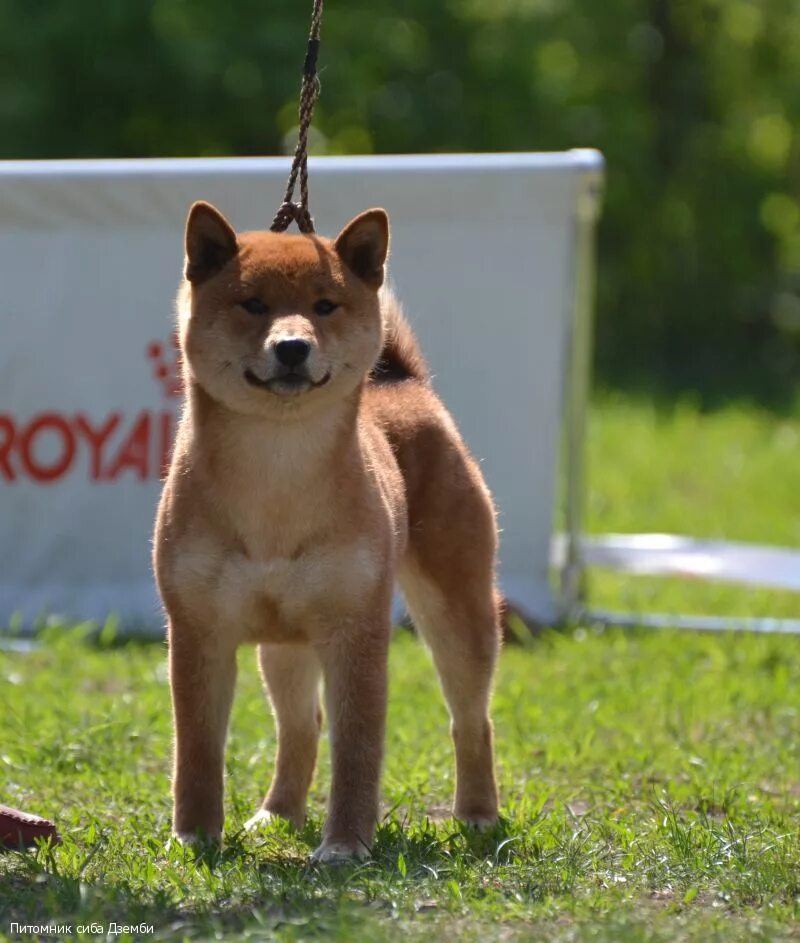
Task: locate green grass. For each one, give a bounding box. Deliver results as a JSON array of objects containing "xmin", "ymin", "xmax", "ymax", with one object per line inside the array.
[
  {"xmin": 1, "ymin": 628, "xmax": 798, "ymax": 942},
  {"xmin": 1, "ymin": 395, "xmax": 799, "ymax": 942}
]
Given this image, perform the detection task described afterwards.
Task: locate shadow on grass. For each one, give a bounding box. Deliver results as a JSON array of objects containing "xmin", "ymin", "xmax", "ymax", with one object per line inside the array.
[
  {"xmin": 0, "ymin": 841, "xmax": 368, "ymax": 940},
  {"xmin": 594, "ymin": 358, "xmax": 800, "ymax": 416},
  {"xmin": 593, "ymin": 308, "xmax": 800, "ymax": 417},
  {"xmin": 0, "ymin": 815, "xmax": 517, "ymax": 940}
]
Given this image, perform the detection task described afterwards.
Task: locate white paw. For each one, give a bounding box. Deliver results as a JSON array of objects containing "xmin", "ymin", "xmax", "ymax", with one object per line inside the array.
[
  {"xmin": 173, "ymin": 830, "xmax": 221, "ymax": 849},
  {"xmin": 458, "ymin": 813, "xmax": 499, "ymax": 832},
  {"xmin": 244, "ymin": 809, "xmax": 278, "ymax": 832},
  {"xmin": 245, "ymin": 808, "xmax": 304, "ymax": 831},
  {"xmin": 310, "ymin": 839, "xmax": 370, "ymax": 865}
]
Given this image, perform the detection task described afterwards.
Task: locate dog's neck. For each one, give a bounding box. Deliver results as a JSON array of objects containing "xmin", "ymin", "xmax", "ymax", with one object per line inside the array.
[
  {"xmin": 177, "ymin": 380, "xmax": 370, "ymax": 557},
  {"xmin": 184, "ymin": 380, "xmax": 362, "ymax": 484}
]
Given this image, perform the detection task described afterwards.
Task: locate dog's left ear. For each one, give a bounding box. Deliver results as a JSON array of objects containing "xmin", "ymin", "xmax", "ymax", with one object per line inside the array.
[{"xmin": 334, "ymin": 209, "xmax": 389, "ymax": 288}]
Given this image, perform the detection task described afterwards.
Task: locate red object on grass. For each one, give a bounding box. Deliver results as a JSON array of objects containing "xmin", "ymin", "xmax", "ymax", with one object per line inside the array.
[{"xmin": 0, "ymin": 805, "xmax": 60, "ymax": 848}]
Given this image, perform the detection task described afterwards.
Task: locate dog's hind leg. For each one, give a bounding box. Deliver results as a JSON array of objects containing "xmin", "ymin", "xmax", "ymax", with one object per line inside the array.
[
  {"xmin": 399, "ymin": 552, "xmax": 500, "ymax": 828},
  {"xmin": 246, "ymin": 644, "xmax": 322, "ymax": 830}
]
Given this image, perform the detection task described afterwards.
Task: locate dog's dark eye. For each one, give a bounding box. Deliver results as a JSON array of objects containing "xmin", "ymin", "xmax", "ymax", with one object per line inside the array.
[
  {"xmin": 241, "ymin": 297, "xmax": 268, "ymax": 315},
  {"xmin": 314, "ymin": 299, "xmax": 339, "ymax": 316}
]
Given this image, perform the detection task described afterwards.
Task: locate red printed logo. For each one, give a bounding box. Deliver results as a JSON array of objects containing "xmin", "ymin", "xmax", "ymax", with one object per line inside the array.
[
  {"xmin": 146, "ymin": 334, "xmax": 183, "ymax": 399},
  {"xmin": 0, "ymin": 340, "xmax": 182, "ymax": 485}
]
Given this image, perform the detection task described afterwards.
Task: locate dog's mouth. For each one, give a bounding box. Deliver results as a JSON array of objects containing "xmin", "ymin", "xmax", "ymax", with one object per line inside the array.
[{"xmin": 244, "ymin": 368, "xmax": 332, "ymax": 397}]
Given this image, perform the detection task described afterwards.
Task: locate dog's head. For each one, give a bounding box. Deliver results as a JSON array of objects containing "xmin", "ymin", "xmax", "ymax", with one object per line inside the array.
[{"xmin": 178, "ymin": 202, "xmax": 389, "ymax": 418}]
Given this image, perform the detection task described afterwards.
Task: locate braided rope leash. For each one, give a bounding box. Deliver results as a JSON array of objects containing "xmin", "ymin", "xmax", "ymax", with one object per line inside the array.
[{"xmin": 270, "ymin": 0, "xmax": 324, "ymax": 234}]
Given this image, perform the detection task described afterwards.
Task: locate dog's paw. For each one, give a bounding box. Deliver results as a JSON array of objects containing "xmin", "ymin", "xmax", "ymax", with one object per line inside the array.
[
  {"xmin": 245, "ymin": 808, "xmax": 303, "ymax": 832},
  {"xmin": 456, "ymin": 812, "xmax": 500, "ymax": 832},
  {"xmin": 172, "ymin": 829, "xmax": 221, "ymax": 850},
  {"xmin": 244, "ymin": 809, "xmax": 279, "ymax": 832},
  {"xmin": 310, "ymin": 839, "xmax": 370, "ymax": 865}
]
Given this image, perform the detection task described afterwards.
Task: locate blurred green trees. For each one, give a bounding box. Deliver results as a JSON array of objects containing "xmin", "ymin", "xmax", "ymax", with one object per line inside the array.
[{"xmin": 1, "ymin": 0, "xmax": 798, "ymax": 403}]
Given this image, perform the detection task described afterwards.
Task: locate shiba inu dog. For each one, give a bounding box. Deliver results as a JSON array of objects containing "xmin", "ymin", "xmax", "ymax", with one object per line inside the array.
[{"xmin": 154, "ymin": 202, "xmax": 500, "ymax": 863}]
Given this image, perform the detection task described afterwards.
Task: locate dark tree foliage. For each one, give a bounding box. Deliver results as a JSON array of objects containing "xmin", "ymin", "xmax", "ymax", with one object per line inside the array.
[{"xmin": 1, "ymin": 0, "xmax": 798, "ymax": 404}]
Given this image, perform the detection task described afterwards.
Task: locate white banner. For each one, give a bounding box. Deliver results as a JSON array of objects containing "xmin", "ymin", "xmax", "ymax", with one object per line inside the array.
[{"xmin": 0, "ymin": 152, "xmax": 602, "ymax": 630}]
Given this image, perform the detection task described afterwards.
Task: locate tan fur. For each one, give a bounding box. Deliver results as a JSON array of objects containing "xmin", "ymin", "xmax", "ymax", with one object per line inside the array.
[{"xmin": 154, "ymin": 202, "xmax": 500, "ymax": 862}]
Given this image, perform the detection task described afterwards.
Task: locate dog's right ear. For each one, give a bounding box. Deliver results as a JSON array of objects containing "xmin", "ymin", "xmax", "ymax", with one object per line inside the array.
[{"xmin": 184, "ymin": 201, "xmax": 238, "ymax": 284}]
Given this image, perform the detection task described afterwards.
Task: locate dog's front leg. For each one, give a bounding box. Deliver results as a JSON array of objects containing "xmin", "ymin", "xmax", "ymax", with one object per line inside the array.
[
  {"xmin": 312, "ymin": 618, "xmax": 390, "ymax": 863},
  {"xmin": 169, "ymin": 621, "xmax": 237, "ymax": 845}
]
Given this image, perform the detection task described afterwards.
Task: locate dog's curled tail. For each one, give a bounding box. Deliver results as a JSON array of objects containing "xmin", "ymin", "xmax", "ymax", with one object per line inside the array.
[{"xmin": 371, "ymin": 288, "xmax": 430, "ymax": 384}]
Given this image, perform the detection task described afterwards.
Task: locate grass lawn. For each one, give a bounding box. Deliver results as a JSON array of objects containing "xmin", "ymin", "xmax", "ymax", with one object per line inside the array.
[
  {"xmin": 1, "ymin": 395, "xmax": 799, "ymax": 942},
  {"xmin": 584, "ymin": 393, "xmax": 800, "ymax": 620}
]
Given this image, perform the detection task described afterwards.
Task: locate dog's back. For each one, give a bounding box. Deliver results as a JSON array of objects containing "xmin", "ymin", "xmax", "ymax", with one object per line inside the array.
[{"xmin": 367, "ymin": 293, "xmax": 498, "ymax": 604}]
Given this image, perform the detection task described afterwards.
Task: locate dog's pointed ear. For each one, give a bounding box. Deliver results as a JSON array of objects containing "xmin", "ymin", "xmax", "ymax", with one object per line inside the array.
[
  {"xmin": 184, "ymin": 201, "xmax": 238, "ymax": 284},
  {"xmin": 334, "ymin": 209, "xmax": 389, "ymax": 288}
]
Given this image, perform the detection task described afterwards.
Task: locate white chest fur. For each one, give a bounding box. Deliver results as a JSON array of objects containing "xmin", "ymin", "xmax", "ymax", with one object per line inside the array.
[
  {"xmin": 165, "ymin": 400, "xmax": 398, "ymax": 642},
  {"xmin": 171, "ymin": 533, "xmax": 382, "ymax": 643}
]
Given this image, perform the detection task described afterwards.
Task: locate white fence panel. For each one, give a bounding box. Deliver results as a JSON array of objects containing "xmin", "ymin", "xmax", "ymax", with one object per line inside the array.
[{"xmin": 0, "ymin": 152, "xmax": 603, "ymax": 630}]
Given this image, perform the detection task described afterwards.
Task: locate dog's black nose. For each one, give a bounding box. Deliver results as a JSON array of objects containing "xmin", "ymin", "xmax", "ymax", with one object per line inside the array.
[{"xmin": 275, "ymin": 338, "xmax": 311, "ymax": 368}]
